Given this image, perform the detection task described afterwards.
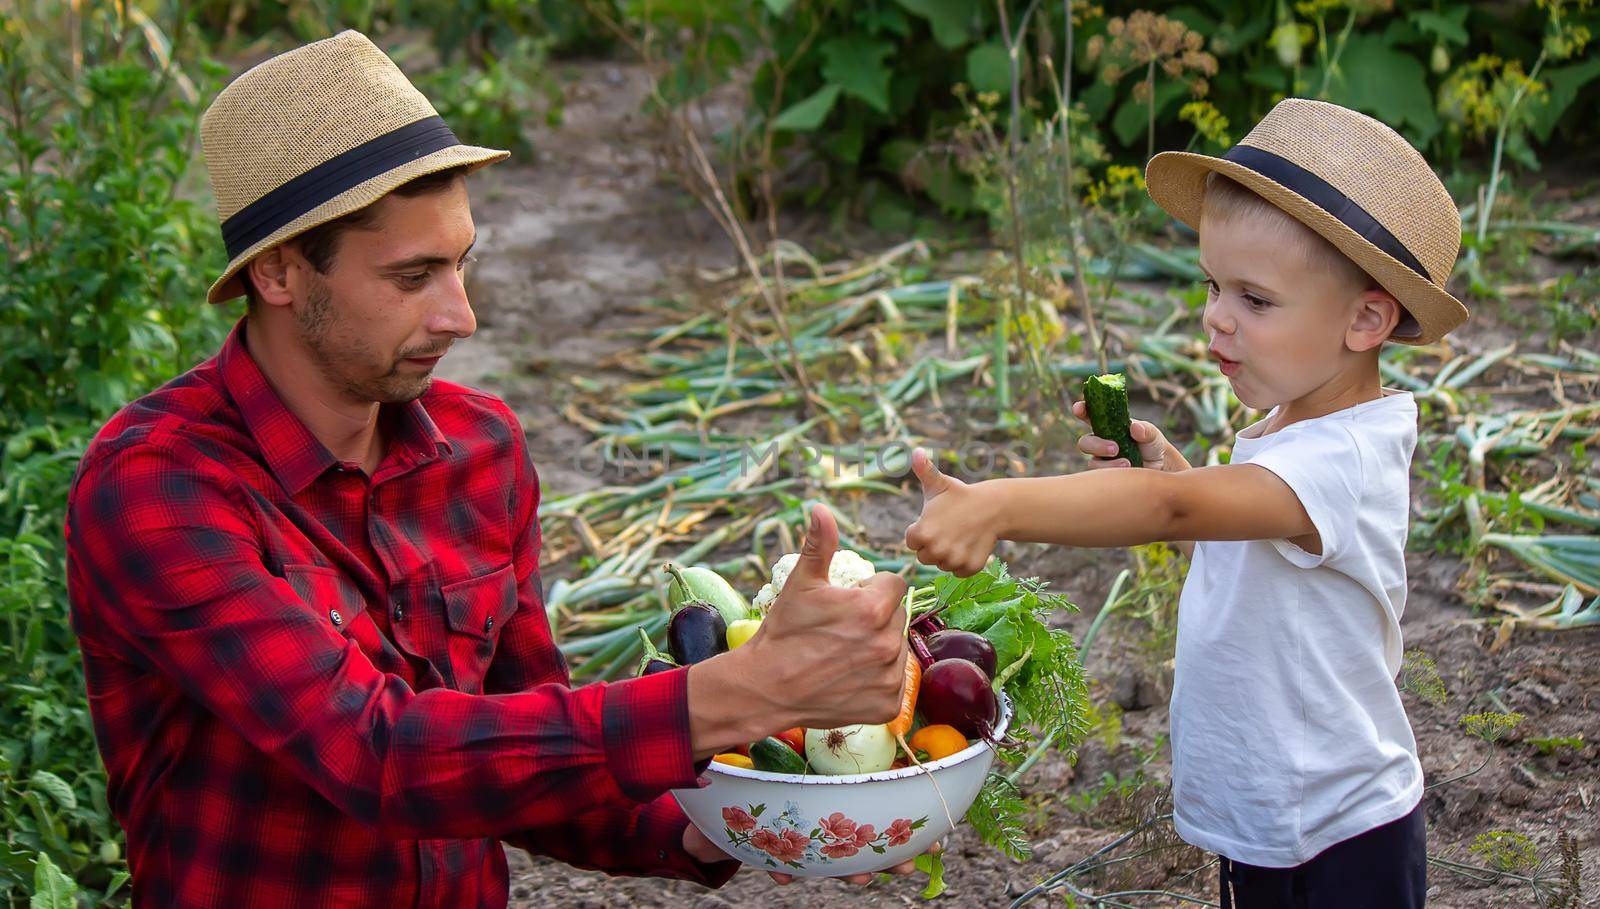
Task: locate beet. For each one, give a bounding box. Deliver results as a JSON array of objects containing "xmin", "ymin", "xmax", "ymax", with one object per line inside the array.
[
  {"xmin": 667, "ymin": 600, "xmax": 727, "ymax": 665},
  {"xmin": 909, "ymin": 629, "xmax": 935, "ymax": 669},
  {"xmin": 919, "ymin": 658, "xmax": 999, "ymax": 740},
  {"xmin": 925, "ymin": 630, "xmax": 997, "ymax": 679}
]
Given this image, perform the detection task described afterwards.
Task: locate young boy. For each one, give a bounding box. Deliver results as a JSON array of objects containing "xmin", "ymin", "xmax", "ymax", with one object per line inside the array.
[{"xmin": 904, "ymin": 98, "xmax": 1470, "ymax": 908}]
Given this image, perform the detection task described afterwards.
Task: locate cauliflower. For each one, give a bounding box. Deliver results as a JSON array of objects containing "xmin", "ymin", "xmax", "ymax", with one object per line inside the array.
[{"xmin": 751, "ymin": 549, "xmax": 877, "ymax": 611}]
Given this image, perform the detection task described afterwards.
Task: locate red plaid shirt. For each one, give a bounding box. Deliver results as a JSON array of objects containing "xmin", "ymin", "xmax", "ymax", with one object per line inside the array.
[{"xmin": 64, "ymin": 319, "xmax": 735, "ymax": 907}]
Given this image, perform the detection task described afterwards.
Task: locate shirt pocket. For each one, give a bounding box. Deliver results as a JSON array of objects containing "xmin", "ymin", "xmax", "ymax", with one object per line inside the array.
[
  {"xmin": 284, "ymin": 564, "xmax": 365, "ymax": 639},
  {"xmin": 440, "ymin": 563, "xmax": 519, "ymax": 694}
]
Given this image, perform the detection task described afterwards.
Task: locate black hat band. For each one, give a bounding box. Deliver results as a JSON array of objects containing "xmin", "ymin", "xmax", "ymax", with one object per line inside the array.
[
  {"xmin": 221, "ymin": 116, "xmax": 460, "ymax": 260},
  {"xmin": 1222, "ymin": 145, "xmax": 1433, "ymax": 284}
]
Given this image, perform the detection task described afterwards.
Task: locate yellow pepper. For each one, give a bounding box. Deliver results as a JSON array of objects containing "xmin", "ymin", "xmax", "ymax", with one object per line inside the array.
[{"xmin": 725, "ymin": 618, "xmax": 762, "ymax": 650}]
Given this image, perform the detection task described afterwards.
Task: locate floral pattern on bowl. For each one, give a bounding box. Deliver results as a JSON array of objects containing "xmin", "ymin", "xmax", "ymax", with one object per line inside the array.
[{"xmin": 719, "ymin": 801, "xmax": 928, "ymax": 869}]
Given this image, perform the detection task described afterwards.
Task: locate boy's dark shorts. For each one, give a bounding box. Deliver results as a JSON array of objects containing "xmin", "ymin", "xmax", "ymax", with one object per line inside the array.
[{"xmin": 1220, "ymin": 800, "xmax": 1426, "ymax": 909}]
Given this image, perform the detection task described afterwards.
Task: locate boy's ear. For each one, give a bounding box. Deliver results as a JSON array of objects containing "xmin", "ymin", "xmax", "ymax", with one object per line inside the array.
[{"xmin": 1346, "ymin": 288, "xmax": 1402, "ymax": 353}]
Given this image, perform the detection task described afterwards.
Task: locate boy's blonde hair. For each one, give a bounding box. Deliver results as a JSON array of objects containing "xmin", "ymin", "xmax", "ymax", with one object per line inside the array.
[{"xmin": 1202, "ymin": 171, "xmax": 1374, "ymax": 293}]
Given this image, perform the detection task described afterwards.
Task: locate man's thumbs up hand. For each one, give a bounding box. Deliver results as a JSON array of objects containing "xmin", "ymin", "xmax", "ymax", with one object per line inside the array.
[
  {"xmin": 783, "ymin": 502, "xmax": 839, "ymax": 592},
  {"xmin": 904, "ymin": 449, "xmax": 999, "ymax": 578},
  {"xmin": 748, "ymin": 504, "xmax": 909, "ymax": 730}
]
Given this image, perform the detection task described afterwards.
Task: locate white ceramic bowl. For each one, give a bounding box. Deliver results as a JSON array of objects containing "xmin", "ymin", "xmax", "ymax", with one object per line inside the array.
[{"xmin": 673, "ymin": 697, "xmax": 1012, "ymax": 877}]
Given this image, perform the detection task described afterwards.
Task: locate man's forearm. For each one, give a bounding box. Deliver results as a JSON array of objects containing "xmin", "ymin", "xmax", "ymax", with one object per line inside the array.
[
  {"xmin": 986, "ymin": 469, "xmax": 1181, "ymax": 549},
  {"xmin": 685, "ymin": 651, "xmax": 791, "ymax": 761}
]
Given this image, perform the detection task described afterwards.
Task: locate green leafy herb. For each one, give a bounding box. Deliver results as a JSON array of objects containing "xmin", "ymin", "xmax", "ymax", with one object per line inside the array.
[
  {"xmin": 922, "ymin": 562, "xmax": 1091, "ymax": 861},
  {"xmin": 963, "ymin": 773, "xmax": 1032, "ymax": 861},
  {"xmin": 933, "ymin": 562, "xmax": 1091, "ymax": 743}
]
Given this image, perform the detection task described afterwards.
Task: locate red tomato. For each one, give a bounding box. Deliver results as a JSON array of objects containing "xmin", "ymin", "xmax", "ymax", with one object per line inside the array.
[{"xmin": 775, "ymin": 727, "xmax": 805, "ymax": 756}]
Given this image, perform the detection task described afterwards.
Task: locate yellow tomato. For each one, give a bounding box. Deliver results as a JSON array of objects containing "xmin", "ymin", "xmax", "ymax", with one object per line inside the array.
[{"xmin": 909, "ymin": 724, "xmax": 969, "ymax": 761}]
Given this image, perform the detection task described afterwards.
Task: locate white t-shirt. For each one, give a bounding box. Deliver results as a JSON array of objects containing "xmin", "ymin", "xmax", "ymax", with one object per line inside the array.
[{"xmin": 1169, "ymin": 390, "xmax": 1423, "ymax": 867}]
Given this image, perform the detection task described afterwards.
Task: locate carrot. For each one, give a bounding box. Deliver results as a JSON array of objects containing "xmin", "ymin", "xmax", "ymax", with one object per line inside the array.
[{"xmin": 888, "ymin": 651, "xmax": 922, "ymax": 737}]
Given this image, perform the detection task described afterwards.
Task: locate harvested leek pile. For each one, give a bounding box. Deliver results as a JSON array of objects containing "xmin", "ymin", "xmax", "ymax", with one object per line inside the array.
[{"xmin": 541, "ymin": 239, "xmax": 1599, "ymax": 708}]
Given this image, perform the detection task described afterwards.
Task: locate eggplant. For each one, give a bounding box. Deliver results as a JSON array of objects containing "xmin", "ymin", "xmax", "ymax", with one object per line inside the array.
[
  {"xmin": 924, "ymin": 629, "xmax": 997, "ymax": 679},
  {"xmin": 635, "ymin": 627, "xmax": 680, "ymax": 676},
  {"xmin": 919, "ymin": 658, "xmax": 999, "ymax": 740},
  {"xmin": 667, "ymin": 599, "xmax": 728, "ymax": 665}
]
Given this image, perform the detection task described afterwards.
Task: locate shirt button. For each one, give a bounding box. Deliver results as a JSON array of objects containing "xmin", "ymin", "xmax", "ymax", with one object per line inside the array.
[
  {"xmin": 330, "ymin": 609, "xmax": 343, "ymax": 626},
  {"xmin": 483, "ymin": 615, "xmax": 494, "ymax": 633},
  {"xmin": 393, "ymin": 606, "xmax": 404, "ymax": 622},
  {"xmin": 657, "ymin": 849, "xmax": 669, "ymax": 861}
]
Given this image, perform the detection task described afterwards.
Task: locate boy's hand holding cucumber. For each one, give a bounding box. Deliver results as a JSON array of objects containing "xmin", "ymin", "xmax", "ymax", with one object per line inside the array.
[{"xmin": 1072, "ymin": 373, "xmax": 1190, "ymax": 475}]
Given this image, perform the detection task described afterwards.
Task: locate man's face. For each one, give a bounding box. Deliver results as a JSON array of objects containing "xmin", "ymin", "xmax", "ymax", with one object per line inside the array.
[
  {"xmin": 1197, "ymin": 209, "xmax": 1367, "ymax": 411},
  {"xmin": 296, "ymin": 179, "xmax": 478, "ymax": 405}
]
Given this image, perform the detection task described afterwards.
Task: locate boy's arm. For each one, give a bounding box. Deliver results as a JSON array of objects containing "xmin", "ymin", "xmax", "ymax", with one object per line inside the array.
[
  {"xmin": 905, "ymin": 451, "xmax": 1316, "ymax": 576},
  {"xmin": 1069, "ymin": 401, "xmax": 1196, "ymax": 558},
  {"xmin": 994, "ymin": 465, "xmax": 1316, "ymax": 549}
]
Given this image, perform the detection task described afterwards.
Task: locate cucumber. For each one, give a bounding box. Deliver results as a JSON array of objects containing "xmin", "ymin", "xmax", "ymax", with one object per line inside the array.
[
  {"xmin": 1083, "ymin": 373, "xmax": 1142, "ymax": 467},
  {"xmin": 663, "ymin": 563, "xmax": 750, "ymax": 626},
  {"xmin": 749, "ymin": 737, "xmax": 807, "ymax": 775}
]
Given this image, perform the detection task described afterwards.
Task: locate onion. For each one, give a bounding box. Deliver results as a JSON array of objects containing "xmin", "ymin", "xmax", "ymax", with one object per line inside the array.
[{"xmin": 804, "ymin": 724, "xmax": 896, "ymax": 775}]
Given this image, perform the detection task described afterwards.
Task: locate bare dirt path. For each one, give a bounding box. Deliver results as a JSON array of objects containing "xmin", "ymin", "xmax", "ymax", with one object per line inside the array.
[
  {"xmin": 435, "ymin": 60, "xmax": 733, "ymax": 498},
  {"xmin": 451, "ymin": 59, "xmax": 1598, "ymax": 909}
]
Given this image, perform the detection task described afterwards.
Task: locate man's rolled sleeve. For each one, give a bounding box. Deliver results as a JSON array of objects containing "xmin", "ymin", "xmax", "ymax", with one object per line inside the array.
[
  {"xmin": 506, "ymin": 792, "xmax": 738, "ymax": 887},
  {"xmin": 601, "ymin": 666, "xmax": 703, "ymax": 801}
]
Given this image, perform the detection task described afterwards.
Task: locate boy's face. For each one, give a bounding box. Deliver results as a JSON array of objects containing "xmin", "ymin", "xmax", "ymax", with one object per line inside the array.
[{"xmin": 1197, "ymin": 210, "xmax": 1373, "ymax": 412}]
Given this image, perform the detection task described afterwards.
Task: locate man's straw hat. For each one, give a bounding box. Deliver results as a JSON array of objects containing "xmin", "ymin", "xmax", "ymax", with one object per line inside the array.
[
  {"xmin": 200, "ymin": 30, "xmax": 508, "ymax": 304},
  {"xmin": 1145, "ymin": 98, "xmax": 1469, "ymax": 345}
]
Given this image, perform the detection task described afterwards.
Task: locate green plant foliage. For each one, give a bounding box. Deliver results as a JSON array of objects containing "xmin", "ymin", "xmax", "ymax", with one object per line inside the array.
[
  {"xmin": 1469, "ymin": 830, "xmax": 1539, "ymax": 874},
  {"xmin": 2, "ymin": 4, "xmax": 233, "ymax": 903},
  {"xmin": 411, "ymin": 35, "xmax": 563, "ymax": 158},
  {"xmin": 614, "ymin": 0, "xmax": 1600, "ymax": 220},
  {"xmin": 1460, "ymin": 711, "xmax": 1525, "ymax": 745},
  {"xmin": 1527, "ymin": 734, "xmax": 1584, "ymax": 755},
  {"xmin": 1399, "ymin": 649, "xmax": 1449, "ymax": 707}
]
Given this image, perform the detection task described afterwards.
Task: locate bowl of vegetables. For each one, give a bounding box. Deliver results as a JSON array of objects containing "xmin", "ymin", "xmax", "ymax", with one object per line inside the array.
[
  {"xmin": 673, "ymin": 695, "xmax": 1012, "ymax": 877},
  {"xmin": 652, "ymin": 549, "xmax": 1088, "ymax": 880}
]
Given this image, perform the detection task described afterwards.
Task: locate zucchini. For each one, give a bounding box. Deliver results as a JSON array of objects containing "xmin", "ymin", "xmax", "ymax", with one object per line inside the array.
[
  {"xmin": 663, "ymin": 563, "xmax": 750, "ymax": 626},
  {"xmin": 1083, "ymin": 373, "xmax": 1142, "ymax": 467},
  {"xmin": 749, "ymin": 736, "xmax": 807, "ymax": 775}
]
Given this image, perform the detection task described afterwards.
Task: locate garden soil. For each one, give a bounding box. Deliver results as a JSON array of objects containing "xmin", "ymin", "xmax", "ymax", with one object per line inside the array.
[{"xmin": 440, "ymin": 60, "xmax": 1599, "ymax": 909}]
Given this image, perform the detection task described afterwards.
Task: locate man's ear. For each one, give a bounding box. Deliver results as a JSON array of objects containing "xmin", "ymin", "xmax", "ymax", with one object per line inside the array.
[
  {"xmin": 1347, "ymin": 288, "xmax": 1401, "ymax": 353},
  {"xmin": 245, "ymin": 244, "xmax": 298, "ymax": 308}
]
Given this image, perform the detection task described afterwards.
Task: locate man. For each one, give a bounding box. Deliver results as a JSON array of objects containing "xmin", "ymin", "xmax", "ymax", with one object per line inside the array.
[{"xmin": 64, "ymin": 31, "xmax": 914, "ymax": 906}]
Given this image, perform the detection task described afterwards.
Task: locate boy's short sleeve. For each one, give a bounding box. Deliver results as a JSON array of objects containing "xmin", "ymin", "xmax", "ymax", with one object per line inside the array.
[{"xmin": 1244, "ymin": 425, "xmax": 1364, "ymax": 568}]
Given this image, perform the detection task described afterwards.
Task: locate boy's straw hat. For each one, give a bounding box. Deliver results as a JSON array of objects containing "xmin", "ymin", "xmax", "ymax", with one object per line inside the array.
[
  {"xmin": 1145, "ymin": 98, "xmax": 1468, "ymax": 345},
  {"xmin": 199, "ymin": 30, "xmax": 508, "ymax": 304}
]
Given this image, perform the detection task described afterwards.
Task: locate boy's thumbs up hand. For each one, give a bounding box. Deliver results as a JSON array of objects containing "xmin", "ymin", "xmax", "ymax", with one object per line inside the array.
[
  {"xmin": 912, "ymin": 446, "xmax": 959, "ymax": 500},
  {"xmin": 904, "ymin": 448, "xmax": 999, "ymax": 578}
]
